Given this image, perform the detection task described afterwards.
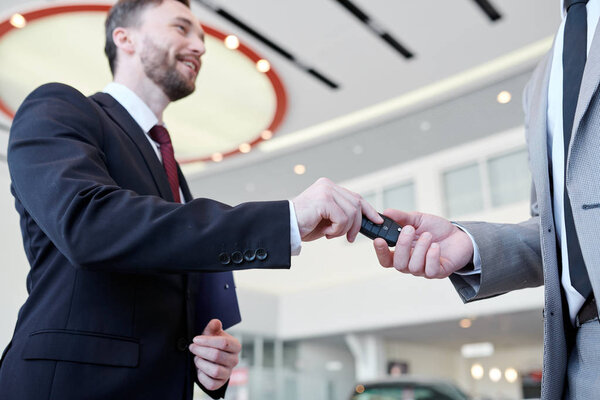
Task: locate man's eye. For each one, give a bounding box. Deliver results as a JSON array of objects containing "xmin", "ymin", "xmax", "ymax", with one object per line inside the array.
[{"xmin": 176, "ymin": 25, "xmax": 186, "ymax": 33}]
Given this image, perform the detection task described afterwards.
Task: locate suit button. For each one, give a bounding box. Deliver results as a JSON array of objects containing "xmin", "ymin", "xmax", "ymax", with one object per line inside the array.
[
  {"xmin": 256, "ymin": 248, "xmax": 268, "ymax": 261},
  {"xmin": 244, "ymin": 249, "xmax": 256, "ymax": 262},
  {"xmin": 224, "ymin": 283, "xmax": 230, "ymax": 290},
  {"xmin": 218, "ymin": 252, "xmax": 231, "ymax": 265},
  {"xmin": 231, "ymin": 251, "xmax": 244, "ymax": 264},
  {"xmin": 177, "ymin": 337, "xmax": 188, "ymax": 352}
]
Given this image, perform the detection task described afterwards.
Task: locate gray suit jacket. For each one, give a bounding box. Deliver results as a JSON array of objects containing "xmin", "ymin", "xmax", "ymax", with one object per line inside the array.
[{"xmin": 450, "ymin": 24, "xmax": 600, "ymax": 400}]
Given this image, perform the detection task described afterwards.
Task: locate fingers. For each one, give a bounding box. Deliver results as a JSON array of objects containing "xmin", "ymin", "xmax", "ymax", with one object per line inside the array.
[
  {"xmin": 322, "ymin": 192, "xmax": 356, "ymax": 239},
  {"xmin": 373, "ymin": 238, "xmax": 394, "ymax": 268},
  {"xmin": 189, "ymin": 342, "xmax": 240, "ymax": 367},
  {"xmin": 295, "ymin": 177, "xmax": 379, "ymax": 242},
  {"xmin": 392, "ymin": 225, "xmax": 416, "ymax": 273},
  {"xmin": 202, "ymin": 319, "xmax": 223, "ymax": 336},
  {"xmin": 407, "ymin": 232, "xmax": 433, "ymax": 276},
  {"xmin": 373, "ymin": 223, "xmax": 445, "ymax": 279},
  {"xmin": 361, "ymin": 197, "xmax": 383, "ymax": 225},
  {"xmin": 195, "ymin": 360, "xmax": 230, "ymax": 391},
  {"xmin": 190, "ymin": 326, "xmax": 241, "ymax": 392},
  {"xmin": 382, "ymin": 208, "xmax": 420, "ymax": 227},
  {"xmin": 192, "ymin": 335, "xmax": 241, "ymax": 355},
  {"xmin": 424, "ymin": 243, "xmax": 445, "ymax": 278}
]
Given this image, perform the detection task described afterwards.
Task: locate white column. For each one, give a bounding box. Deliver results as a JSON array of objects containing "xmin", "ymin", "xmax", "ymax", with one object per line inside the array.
[{"xmin": 345, "ymin": 333, "xmax": 385, "ymax": 381}]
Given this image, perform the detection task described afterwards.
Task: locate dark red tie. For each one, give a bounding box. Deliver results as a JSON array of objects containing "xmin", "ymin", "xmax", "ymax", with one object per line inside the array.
[{"xmin": 148, "ymin": 125, "xmax": 181, "ymax": 203}]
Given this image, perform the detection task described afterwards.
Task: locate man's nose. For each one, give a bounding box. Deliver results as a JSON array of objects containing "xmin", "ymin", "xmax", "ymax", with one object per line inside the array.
[{"xmin": 190, "ymin": 35, "xmax": 206, "ymax": 56}]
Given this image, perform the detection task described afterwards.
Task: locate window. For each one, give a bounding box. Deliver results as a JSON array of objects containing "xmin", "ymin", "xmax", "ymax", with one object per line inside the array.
[
  {"xmin": 487, "ymin": 149, "xmax": 530, "ymax": 207},
  {"xmin": 383, "ymin": 182, "xmax": 415, "ymax": 211},
  {"xmin": 443, "ymin": 163, "xmax": 483, "ymax": 218}
]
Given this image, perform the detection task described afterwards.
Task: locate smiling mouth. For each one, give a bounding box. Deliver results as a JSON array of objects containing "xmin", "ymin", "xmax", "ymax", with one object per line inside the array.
[{"xmin": 177, "ymin": 57, "xmax": 200, "ymax": 75}]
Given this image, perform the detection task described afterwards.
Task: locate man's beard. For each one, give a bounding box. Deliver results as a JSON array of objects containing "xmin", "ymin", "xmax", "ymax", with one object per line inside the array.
[{"xmin": 140, "ymin": 37, "xmax": 196, "ymax": 101}]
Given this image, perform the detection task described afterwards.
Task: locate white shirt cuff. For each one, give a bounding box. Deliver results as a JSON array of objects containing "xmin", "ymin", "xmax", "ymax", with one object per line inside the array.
[
  {"xmin": 289, "ymin": 200, "xmax": 302, "ymax": 256},
  {"xmin": 452, "ymin": 222, "xmax": 481, "ymax": 275}
]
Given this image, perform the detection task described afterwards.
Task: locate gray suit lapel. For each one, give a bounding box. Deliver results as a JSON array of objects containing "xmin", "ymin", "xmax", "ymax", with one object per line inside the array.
[
  {"xmin": 527, "ymin": 51, "xmax": 554, "ymax": 208},
  {"xmin": 570, "ymin": 14, "xmax": 600, "ymax": 157}
]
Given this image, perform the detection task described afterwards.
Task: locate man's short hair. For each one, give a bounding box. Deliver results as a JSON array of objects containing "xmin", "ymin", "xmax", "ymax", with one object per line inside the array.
[{"xmin": 104, "ymin": 0, "xmax": 191, "ymax": 75}]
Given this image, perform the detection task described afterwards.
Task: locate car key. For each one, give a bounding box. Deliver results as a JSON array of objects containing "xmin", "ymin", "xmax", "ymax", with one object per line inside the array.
[{"xmin": 360, "ymin": 213, "xmax": 402, "ymax": 247}]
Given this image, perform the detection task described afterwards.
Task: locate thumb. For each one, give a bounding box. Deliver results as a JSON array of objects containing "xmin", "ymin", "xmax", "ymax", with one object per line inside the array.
[{"xmin": 202, "ymin": 319, "xmax": 223, "ymax": 336}]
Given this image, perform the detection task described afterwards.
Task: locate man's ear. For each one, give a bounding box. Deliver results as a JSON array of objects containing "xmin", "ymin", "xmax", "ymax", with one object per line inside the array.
[{"xmin": 112, "ymin": 27, "xmax": 136, "ymax": 55}]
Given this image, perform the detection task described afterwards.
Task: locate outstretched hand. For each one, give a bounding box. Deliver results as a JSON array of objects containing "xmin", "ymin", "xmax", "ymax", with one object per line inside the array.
[
  {"xmin": 293, "ymin": 178, "xmax": 382, "ymax": 242},
  {"xmin": 373, "ymin": 209, "xmax": 474, "ymax": 279}
]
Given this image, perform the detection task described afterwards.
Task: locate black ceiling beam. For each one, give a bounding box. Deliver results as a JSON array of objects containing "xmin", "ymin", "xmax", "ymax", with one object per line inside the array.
[
  {"xmin": 472, "ymin": 0, "xmax": 502, "ymax": 22},
  {"xmin": 193, "ymin": 0, "xmax": 339, "ymax": 89},
  {"xmin": 333, "ymin": 0, "xmax": 414, "ymax": 59}
]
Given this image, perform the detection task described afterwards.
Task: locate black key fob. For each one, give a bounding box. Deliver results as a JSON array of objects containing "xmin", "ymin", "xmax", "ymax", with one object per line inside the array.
[{"xmin": 360, "ymin": 213, "xmax": 402, "ymax": 247}]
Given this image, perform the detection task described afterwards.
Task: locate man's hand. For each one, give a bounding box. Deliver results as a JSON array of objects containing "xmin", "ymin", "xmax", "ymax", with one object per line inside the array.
[
  {"xmin": 373, "ymin": 209, "xmax": 474, "ymax": 279},
  {"xmin": 292, "ymin": 177, "xmax": 382, "ymax": 242},
  {"xmin": 189, "ymin": 319, "xmax": 241, "ymax": 391}
]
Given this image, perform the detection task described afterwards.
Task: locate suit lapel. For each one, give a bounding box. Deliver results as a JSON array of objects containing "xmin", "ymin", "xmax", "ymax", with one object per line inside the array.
[
  {"xmin": 527, "ymin": 50, "xmax": 554, "ymax": 208},
  {"xmin": 90, "ymin": 92, "xmax": 175, "ymax": 202},
  {"xmin": 571, "ymin": 14, "xmax": 600, "ymax": 157}
]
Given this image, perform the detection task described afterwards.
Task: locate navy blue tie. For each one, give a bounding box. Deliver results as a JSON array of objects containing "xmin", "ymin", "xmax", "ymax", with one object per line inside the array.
[{"xmin": 563, "ymin": 0, "xmax": 592, "ymax": 298}]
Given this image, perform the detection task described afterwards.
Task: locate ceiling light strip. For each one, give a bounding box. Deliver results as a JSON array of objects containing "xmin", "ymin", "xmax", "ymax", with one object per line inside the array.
[
  {"xmin": 472, "ymin": 0, "xmax": 502, "ymax": 22},
  {"xmin": 333, "ymin": 0, "xmax": 414, "ymax": 59},
  {"xmin": 194, "ymin": 0, "xmax": 339, "ymax": 89}
]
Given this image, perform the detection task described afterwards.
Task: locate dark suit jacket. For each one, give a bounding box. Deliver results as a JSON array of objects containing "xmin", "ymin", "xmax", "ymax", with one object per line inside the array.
[{"xmin": 0, "ymin": 83, "xmax": 291, "ymax": 400}]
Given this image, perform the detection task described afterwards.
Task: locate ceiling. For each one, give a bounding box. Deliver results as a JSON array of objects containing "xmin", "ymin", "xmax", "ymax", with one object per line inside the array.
[
  {"xmin": 184, "ymin": 0, "xmax": 560, "ymax": 200},
  {"xmin": 303, "ymin": 308, "xmax": 544, "ymax": 351},
  {"xmin": 0, "ymin": 0, "xmax": 560, "ymax": 169}
]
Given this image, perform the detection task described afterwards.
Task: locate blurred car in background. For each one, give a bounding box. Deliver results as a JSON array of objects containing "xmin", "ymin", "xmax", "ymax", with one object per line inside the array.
[{"xmin": 350, "ymin": 376, "xmax": 470, "ymax": 400}]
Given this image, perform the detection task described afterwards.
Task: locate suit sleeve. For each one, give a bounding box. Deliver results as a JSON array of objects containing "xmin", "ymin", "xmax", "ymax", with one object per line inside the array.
[
  {"xmin": 8, "ymin": 83, "xmax": 291, "ymax": 273},
  {"xmin": 448, "ymin": 66, "xmax": 546, "ymax": 302},
  {"xmin": 449, "ymin": 217, "xmax": 544, "ymax": 302}
]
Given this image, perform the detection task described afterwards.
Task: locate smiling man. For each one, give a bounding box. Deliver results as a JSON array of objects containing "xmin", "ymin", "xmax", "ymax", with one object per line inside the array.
[{"xmin": 0, "ymin": 0, "xmax": 381, "ymax": 399}]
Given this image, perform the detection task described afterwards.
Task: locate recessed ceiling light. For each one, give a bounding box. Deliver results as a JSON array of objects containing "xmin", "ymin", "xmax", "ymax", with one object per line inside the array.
[
  {"xmin": 239, "ymin": 143, "xmax": 251, "ymax": 153},
  {"xmin": 505, "ymin": 368, "xmax": 518, "ymax": 383},
  {"xmin": 497, "ymin": 90, "xmax": 512, "ymax": 104},
  {"xmin": 419, "ymin": 121, "xmax": 431, "ymax": 131},
  {"xmin": 256, "ymin": 59, "xmax": 271, "ymax": 73},
  {"xmin": 224, "ymin": 35, "xmax": 240, "ymax": 50},
  {"xmin": 489, "ymin": 367, "xmax": 502, "ymax": 382},
  {"xmin": 352, "ymin": 144, "xmax": 364, "ymax": 155},
  {"xmin": 10, "ymin": 13, "xmax": 27, "ymax": 29},
  {"xmin": 211, "ymin": 152, "xmax": 223, "ymax": 162},
  {"xmin": 459, "ymin": 318, "xmax": 472, "ymax": 328},
  {"xmin": 294, "ymin": 164, "xmax": 306, "ymax": 175},
  {"xmin": 471, "ymin": 364, "xmax": 484, "ymax": 380},
  {"xmin": 261, "ymin": 130, "xmax": 273, "ymax": 140}
]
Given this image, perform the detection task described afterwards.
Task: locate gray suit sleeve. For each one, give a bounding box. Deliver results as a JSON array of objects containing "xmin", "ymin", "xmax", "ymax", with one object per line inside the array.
[
  {"xmin": 449, "ymin": 216, "xmax": 544, "ymax": 302},
  {"xmin": 449, "ymin": 70, "xmax": 544, "ymax": 303}
]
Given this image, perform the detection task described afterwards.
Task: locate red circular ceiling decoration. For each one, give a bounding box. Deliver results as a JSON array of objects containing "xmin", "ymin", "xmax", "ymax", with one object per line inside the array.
[{"xmin": 0, "ymin": 4, "xmax": 287, "ymax": 164}]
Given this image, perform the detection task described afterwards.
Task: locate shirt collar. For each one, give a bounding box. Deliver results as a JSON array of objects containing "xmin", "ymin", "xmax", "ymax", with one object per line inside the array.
[{"xmin": 102, "ymin": 82, "xmax": 159, "ymax": 134}]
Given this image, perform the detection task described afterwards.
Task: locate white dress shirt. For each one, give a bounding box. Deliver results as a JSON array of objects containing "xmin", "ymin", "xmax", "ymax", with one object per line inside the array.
[
  {"xmin": 548, "ymin": 0, "xmax": 600, "ymax": 324},
  {"xmin": 103, "ymin": 82, "xmax": 302, "ymax": 255}
]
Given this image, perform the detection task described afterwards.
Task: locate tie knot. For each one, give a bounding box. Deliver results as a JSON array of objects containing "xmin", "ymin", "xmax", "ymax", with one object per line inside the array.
[
  {"xmin": 566, "ymin": 0, "xmax": 588, "ymax": 12},
  {"xmin": 148, "ymin": 125, "xmax": 172, "ymax": 145}
]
